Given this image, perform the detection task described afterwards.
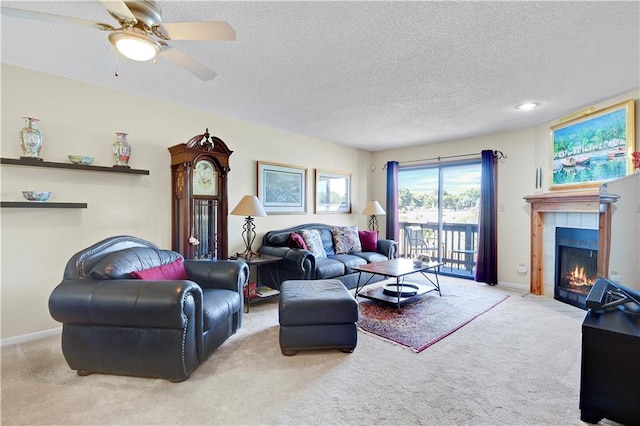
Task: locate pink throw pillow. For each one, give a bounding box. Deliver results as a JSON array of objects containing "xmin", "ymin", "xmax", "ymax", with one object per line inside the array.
[
  {"xmin": 289, "ymin": 232, "xmax": 308, "ymax": 250},
  {"xmin": 359, "ymin": 230, "xmax": 378, "ymax": 252},
  {"xmin": 131, "ymin": 259, "xmax": 188, "ymax": 280}
]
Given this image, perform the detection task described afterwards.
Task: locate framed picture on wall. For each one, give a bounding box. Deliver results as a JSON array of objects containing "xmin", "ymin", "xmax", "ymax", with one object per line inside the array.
[
  {"xmin": 315, "ymin": 169, "xmax": 351, "ymax": 213},
  {"xmin": 257, "ymin": 161, "xmax": 307, "ymax": 214},
  {"xmin": 550, "ymin": 99, "xmax": 635, "ymax": 190}
]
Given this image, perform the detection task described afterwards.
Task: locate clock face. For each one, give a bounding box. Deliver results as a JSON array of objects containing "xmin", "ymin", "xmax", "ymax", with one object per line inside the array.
[{"xmin": 193, "ymin": 160, "xmax": 217, "ymax": 196}]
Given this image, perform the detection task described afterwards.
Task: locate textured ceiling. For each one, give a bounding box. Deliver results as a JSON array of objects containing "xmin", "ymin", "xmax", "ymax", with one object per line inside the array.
[{"xmin": 1, "ymin": 1, "xmax": 639, "ymax": 152}]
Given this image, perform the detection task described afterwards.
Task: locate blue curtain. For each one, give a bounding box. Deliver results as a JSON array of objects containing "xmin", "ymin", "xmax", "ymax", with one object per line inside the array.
[
  {"xmin": 385, "ymin": 161, "xmax": 399, "ymax": 241},
  {"xmin": 475, "ymin": 150, "xmax": 498, "ymax": 285}
]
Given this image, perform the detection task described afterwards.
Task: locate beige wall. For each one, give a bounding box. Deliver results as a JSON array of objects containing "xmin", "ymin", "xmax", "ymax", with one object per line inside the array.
[
  {"xmin": 373, "ymin": 89, "xmax": 639, "ymax": 289},
  {"xmin": 1, "ymin": 65, "xmax": 373, "ymax": 340}
]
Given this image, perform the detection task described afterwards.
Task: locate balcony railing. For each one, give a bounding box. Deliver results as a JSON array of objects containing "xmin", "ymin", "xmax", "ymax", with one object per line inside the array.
[{"xmin": 399, "ymin": 221, "xmax": 478, "ymax": 278}]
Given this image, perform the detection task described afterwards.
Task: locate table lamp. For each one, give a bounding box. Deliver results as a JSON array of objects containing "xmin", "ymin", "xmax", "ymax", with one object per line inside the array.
[
  {"xmin": 362, "ymin": 200, "xmax": 385, "ymax": 231},
  {"xmin": 230, "ymin": 195, "xmax": 267, "ymax": 258}
]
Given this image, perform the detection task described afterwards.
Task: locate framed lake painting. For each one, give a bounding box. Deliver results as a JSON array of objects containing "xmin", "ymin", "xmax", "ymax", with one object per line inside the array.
[
  {"xmin": 257, "ymin": 161, "xmax": 307, "ymax": 214},
  {"xmin": 550, "ymin": 99, "xmax": 635, "ymax": 190},
  {"xmin": 315, "ymin": 169, "xmax": 351, "ymax": 213}
]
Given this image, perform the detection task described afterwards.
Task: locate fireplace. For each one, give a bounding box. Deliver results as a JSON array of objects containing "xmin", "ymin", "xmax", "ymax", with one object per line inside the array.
[
  {"xmin": 524, "ymin": 190, "xmax": 615, "ymax": 298},
  {"xmin": 555, "ymin": 227, "xmax": 599, "ymax": 309}
]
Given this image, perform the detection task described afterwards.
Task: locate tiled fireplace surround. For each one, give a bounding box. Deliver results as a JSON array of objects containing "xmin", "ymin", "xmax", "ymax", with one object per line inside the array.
[
  {"xmin": 524, "ymin": 190, "xmax": 614, "ymax": 298},
  {"xmin": 541, "ymin": 212, "xmax": 598, "ymax": 297}
]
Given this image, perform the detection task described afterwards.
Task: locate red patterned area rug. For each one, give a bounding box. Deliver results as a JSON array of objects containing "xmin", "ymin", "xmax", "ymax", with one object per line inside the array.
[{"xmin": 357, "ymin": 276, "xmax": 509, "ymax": 353}]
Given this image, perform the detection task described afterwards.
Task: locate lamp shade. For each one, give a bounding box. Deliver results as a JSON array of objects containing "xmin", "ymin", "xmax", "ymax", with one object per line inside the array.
[
  {"xmin": 231, "ymin": 195, "xmax": 267, "ymax": 217},
  {"xmin": 362, "ymin": 200, "xmax": 385, "ymax": 215}
]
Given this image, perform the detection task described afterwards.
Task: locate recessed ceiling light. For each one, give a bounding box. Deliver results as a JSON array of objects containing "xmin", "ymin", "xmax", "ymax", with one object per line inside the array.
[{"xmin": 515, "ymin": 103, "xmax": 540, "ymax": 111}]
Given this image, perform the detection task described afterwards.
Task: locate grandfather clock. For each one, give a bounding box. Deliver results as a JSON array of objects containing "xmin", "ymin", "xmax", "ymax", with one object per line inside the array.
[{"xmin": 168, "ymin": 129, "xmax": 232, "ymax": 260}]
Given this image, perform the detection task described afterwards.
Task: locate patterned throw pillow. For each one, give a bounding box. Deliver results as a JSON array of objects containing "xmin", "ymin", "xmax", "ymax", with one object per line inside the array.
[
  {"xmin": 332, "ymin": 226, "xmax": 362, "ymax": 254},
  {"xmin": 300, "ymin": 229, "xmax": 327, "ymax": 259}
]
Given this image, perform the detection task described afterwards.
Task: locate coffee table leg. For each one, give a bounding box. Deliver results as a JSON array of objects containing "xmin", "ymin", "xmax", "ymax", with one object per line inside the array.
[
  {"xmin": 355, "ymin": 272, "xmax": 362, "ymax": 296},
  {"xmin": 434, "ymin": 270, "xmax": 441, "ymax": 296},
  {"xmin": 420, "ymin": 268, "xmax": 442, "ymax": 297},
  {"xmin": 396, "ymin": 277, "xmax": 401, "ymax": 313},
  {"xmin": 355, "ymin": 272, "xmax": 377, "ymax": 298}
]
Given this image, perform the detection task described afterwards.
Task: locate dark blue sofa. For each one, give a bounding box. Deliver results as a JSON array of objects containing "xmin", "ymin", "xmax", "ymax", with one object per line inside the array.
[{"xmin": 257, "ymin": 223, "xmax": 398, "ymax": 290}]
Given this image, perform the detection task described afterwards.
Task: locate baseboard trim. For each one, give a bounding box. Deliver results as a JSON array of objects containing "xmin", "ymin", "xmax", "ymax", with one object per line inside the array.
[
  {"xmin": 497, "ymin": 281, "xmax": 529, "ymax": 292},
  {"xmin": 1, "ymin": 327, "xmax": 61, "ymax": 347}
]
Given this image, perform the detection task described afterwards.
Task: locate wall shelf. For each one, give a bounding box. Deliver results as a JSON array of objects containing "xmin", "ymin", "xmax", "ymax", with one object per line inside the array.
[
  {"xmin": 1, "ymin": 201, "xmax": 88, "ymax": 209},
  {"xmin": 0, "ymin": 157, "xmax": 149, "ymax": 175}
]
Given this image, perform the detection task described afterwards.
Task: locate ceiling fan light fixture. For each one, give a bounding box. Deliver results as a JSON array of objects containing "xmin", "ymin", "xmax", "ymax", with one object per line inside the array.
[{"xmin": 109, "ymin": 29, "xmax": 159, "ymax": 61}]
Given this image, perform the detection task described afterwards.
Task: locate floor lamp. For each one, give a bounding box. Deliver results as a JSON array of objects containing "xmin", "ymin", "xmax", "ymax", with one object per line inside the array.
[
  {"xmin": 362, "ymin": 200, "xmax": 386, "ymax": 231},
  {"xmin": 230, "ymin": 195, "xmax": 267, "ymax": 258}
]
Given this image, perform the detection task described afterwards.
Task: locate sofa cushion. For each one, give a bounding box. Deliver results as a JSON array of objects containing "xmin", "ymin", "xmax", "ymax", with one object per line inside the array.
[
  {"xmin": 353, "ymin": 251, "xmax": 388, "ymax": 263},
  {"xmin": 313, "ymin": 227, "xmax": 336, "ymax": 256},
  {"xmin": 315, "ymin": 258, "xmax": 346, "ymax": 278},
  {"xmin": 331, "ymin": 254, "xmax": 367, "ymax": 274},
  {"xmin": 300, "ymin": 229, "xmax": 327, "ymax": 259},
  {"xmin": 358, "ymin": 230, "xmax": 378, "ymax": 252},
  {"xmin": 288, "ymin": 232, "xmax": 307, "ymax": 250},
  {"xmin": 332, "ymin": 226, "xmax": 362, "ymax": 254},
  {"xmin": 202, "ymin": 288, "xmax": 241, "ymax": 331},
  {"xmin": 131, "ymin": 259, "xmax": 188, "ymax": 280},
  {"xmin": 90, "ymin": 247, "xmax": 183, "ymax": 279},
  {"xmin": 264, "ymin": 230, "xmax": 291, "ymax": 246}
]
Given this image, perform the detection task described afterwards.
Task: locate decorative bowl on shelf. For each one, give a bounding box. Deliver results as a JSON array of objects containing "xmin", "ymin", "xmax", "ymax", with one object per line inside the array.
[
  {"xmin": 68, "ymin": 155, "xmax": 94, "ymax": 165},
  {"xmin": 22, "ymin": 191, "xmax": 52, "ymax": 202}
]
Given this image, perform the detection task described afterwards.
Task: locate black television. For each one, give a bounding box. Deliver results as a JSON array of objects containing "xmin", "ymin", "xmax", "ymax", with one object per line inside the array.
[{"xmin": 585, "ymin": 278, "xmax": 640, "ymax": 315}]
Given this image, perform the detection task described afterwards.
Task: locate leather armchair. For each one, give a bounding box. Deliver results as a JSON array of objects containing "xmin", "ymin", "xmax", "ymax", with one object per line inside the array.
[{"xmin": 49, "ymin": 236, "xmax": 248, "ymax": 382}]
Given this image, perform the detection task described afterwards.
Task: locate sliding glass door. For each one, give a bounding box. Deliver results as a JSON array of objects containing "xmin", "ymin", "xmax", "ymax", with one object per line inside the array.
[{"xmin": 398, "ymin": 161, "xmax": 481, "ymax": 278}]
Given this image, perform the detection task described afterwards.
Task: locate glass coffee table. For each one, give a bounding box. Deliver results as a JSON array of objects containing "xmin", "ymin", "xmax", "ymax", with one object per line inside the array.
[{"xmin": 353, "ymin": 258, "xmax": 443, "ymax": 313}]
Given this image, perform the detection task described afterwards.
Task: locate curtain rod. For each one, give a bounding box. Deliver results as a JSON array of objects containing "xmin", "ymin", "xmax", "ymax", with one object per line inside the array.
[{"xmin": 383, "ymin": 150, "xmax": 506, "ymax": 169}]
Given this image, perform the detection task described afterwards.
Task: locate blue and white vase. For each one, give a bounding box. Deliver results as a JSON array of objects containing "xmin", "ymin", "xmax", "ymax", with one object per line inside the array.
[{"xmin": 19, "ymin": 117, "xmax": 43, "ymax": 160}]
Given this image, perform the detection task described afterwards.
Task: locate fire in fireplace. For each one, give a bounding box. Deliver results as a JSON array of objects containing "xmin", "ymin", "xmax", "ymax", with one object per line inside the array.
[{"xmin": 555, "ymin": 227, "xmax": 599, "ymax": 309}]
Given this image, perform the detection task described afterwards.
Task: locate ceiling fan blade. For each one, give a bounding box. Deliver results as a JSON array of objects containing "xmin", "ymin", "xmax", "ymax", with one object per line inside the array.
[
  {"xmin": 160, "ymin": 22, "xmax": 236, "ymax": 41},
  {"xmin": 1, "ymin": 7, "xmax": 115, "ymax": 31},
  {"xmin": 160, "ymin": 46, "xmax": 217, "ymax": 81},
  {"xmin": 99, "ymin": 0, "xmax": 137, "ymax": 23}
]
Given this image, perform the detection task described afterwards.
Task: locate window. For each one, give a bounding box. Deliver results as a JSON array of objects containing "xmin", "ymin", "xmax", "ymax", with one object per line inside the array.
[{"xmin": 398, "ymin": 161, "xmax": 480, "ymax": 278}]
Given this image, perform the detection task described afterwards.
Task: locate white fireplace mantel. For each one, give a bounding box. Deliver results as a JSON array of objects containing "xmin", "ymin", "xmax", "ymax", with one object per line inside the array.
[{"xmin": 524, "ymin": 190, "xmax": 615, "ymax": 295}]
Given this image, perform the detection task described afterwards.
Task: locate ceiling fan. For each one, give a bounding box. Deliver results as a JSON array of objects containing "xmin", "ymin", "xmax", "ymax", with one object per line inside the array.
[{"xmin": 1, "ymin": 0, "xmax": 235, "ymax": 80}]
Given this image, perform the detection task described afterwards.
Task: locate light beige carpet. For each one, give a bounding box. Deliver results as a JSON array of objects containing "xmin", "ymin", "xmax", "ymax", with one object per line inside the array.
[{"xmin": 0, "ymin": 276, "xmax": 617, "ymax": 425}]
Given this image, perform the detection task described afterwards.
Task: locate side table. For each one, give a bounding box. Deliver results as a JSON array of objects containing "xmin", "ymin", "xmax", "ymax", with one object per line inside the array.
[{"xmin": 233, "ymin": 253, "xmax": 282, "ymax": 313}]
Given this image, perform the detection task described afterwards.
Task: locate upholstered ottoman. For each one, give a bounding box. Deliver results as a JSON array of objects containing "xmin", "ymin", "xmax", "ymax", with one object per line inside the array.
[{"xmin": 279, "ymin": 279, "xmax": 358, "ymax": 356}]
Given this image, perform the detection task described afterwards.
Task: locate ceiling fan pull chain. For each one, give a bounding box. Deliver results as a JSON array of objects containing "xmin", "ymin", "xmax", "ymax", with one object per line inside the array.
[{"xmin": 115, "ymin": 52, "xmax": 119, "ymax": 78}]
